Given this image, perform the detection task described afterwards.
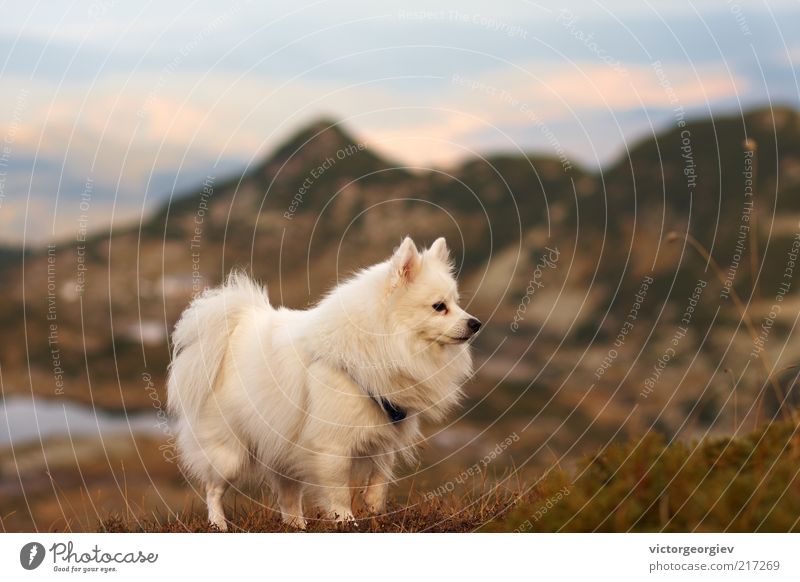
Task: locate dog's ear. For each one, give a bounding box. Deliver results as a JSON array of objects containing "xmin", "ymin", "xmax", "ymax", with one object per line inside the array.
[
  {"xmin": 428, "ymin": 237, "xmax": 450, "ymax": 263},
  {"xmin": 390, "ymin": 236, "xmax": 421, "ymax": 287}
]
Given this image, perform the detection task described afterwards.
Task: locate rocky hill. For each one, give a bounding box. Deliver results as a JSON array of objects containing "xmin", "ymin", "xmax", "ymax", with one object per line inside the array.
[{"xmin": 3, "ymin": 107, "xmax": 800, "ymax": 469}]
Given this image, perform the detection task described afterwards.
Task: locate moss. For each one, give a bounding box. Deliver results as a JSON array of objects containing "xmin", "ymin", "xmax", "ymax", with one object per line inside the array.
[{"xmin": 488, "ymin": 421, "xmax": 800, "ymax": 532}]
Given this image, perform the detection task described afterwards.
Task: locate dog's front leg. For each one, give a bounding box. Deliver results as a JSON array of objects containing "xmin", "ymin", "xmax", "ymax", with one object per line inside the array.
[
  {"xmin": 363, "ymin": 476, "xmax": 389, "ymax": 515},
  {"xmin": 312, "ymin": 451, "xmax": 356, "ymax": 523},
  {"xmin": 363, "ymin": 456, "xmax": 394, "ymax": 514}
]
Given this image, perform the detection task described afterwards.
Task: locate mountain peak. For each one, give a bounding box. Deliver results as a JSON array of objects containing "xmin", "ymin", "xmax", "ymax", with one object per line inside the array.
[
  {"xmin": 254, "ymin": 117, "xmax": 400, "ymax": 192},
  {"xmin": 269, "ymin": 117, "xmax": 366, "ymax": 163}
]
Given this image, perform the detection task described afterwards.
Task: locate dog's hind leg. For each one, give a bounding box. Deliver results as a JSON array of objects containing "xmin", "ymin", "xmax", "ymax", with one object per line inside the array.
[
  {"xmin": 276, "ymin": 478, "xmax": 306, "ymax": 530},
  {"xmin": 196, "ymin": 427, "xmax": 249, "ymax": 532}
]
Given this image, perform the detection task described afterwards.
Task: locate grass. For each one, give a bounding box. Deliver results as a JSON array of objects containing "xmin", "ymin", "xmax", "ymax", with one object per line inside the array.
[
  {"xmin": 99, "ymin": 488, "xmax": 522, "ymax": 533},
  {"xmin": 99, "ymin": 419, "xmax": 800, "ymax": 533},
  {"xmin": 490, "ymin": 420, "xmax": 800, "ymax": 532}
]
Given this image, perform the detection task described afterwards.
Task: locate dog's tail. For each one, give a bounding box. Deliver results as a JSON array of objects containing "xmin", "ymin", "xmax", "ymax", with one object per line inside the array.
[{"xmin": 167, "ymin": 271, "xmax": 270, "ymax": 422}]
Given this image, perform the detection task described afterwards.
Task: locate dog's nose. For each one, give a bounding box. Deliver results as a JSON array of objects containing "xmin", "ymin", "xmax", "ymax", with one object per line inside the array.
[{"xmin": 467, "ymin": 318, "xmax": 482, "ymax": 333}]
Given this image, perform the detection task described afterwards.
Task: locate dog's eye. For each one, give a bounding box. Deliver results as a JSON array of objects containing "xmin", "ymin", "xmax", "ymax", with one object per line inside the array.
[{"xmin": 432, "ymin": 302, "xmax": 447, "ymax": 312}]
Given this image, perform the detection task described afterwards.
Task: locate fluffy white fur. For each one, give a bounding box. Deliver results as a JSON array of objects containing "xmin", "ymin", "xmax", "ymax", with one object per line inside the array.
[{"xmin": 167, "ymin": 236, "xmax": 479, "ymax": 530}]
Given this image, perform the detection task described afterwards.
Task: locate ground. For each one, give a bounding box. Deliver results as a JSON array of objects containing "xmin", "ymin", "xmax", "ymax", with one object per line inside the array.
[{"xmin": 97, "ymin": 420, "xmax": 800, "ymax": 533}]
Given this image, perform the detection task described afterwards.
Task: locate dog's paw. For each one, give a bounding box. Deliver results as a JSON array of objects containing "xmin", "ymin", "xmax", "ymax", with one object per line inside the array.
[
  {"xmin": 330, "ymin": 511, "xmax": 358, "ymax": 530},
  {"xmin": 337, "ymin": 517, "xmax": 359, "ymax": 531},
  {"xmin": 283, "ymin": 515, "xmax": 307, "ymax": 530}
]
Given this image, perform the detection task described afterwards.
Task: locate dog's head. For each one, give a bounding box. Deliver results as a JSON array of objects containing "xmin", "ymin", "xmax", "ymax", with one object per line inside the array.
[{"xmin": 386, "ymin": 236, "xmax": 481, "ymax": 345}]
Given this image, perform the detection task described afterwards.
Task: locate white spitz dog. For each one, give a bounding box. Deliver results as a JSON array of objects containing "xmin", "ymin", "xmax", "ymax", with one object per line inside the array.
[{"xmin": 167, "ymin": 237, "xmax": 481, "ymax": 530}]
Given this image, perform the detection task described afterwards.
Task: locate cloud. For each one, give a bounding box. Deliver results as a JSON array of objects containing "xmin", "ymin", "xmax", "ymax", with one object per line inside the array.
[
  {"xmin": 0, "ymin": 71, "xmax": 415, "ymax": 218},
  {"xmin": 786, "ymin": 46, "xmax": 800, "ymax": 65},
  {"xmin": 356, "ymin": 61, "xmax": 746, "ymax": 167},
  {"xmin": 0, "ymin": 0, "xmax": 790, "ymax": 244},
  {"xmin": 0, "ymin": 56, "xmax": 750, "ymax": 199},
  {"xmin": 451, "ymin": 61, "xmax": 745, "ymax": 118}
]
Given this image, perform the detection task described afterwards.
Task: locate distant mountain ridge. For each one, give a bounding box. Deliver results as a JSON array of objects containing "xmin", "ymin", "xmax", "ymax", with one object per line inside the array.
[{"xmin": 2, "ymin": 108, "xmax": 800, "ymax": 469}]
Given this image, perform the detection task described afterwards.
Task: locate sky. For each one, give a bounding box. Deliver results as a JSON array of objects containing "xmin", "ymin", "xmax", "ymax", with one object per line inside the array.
[{"xmin": 0, "ymin": 0, "xmax": 798, "ymax": 244}]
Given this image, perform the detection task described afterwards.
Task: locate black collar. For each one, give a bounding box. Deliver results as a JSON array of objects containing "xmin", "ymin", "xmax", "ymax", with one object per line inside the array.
[
  {"xmin": 370, "ymin": 395, "xmax": 407, "ymax": 424},
  {"xmin": 313, "ymin": 353, "xmax": 407, "ymax": 424},
  {"xmin": 346, "ymin": 371, "xmax": 407, "ymax": 423}
]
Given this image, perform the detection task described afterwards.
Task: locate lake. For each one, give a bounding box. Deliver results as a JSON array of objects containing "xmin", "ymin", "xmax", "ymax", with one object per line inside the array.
[{"xmin": 0, "ymin": 395, "xmax": 168, "ymax": 446}]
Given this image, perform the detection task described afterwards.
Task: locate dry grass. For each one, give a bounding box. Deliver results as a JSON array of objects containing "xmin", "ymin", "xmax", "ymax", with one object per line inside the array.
[
  {"xmin": 99, "ymin": 419, "xmax": 800, "ymax": 533},
  {"xmin": 491, "ymin": 420, "xmax": 800, "ymax": 532},
  {"xmin": 99, "ymin": 485, "xmax": 527, "ymax": 533}
]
